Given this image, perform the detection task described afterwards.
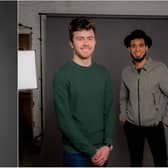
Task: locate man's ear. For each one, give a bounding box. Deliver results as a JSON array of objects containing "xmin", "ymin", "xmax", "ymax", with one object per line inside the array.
[
  {"xmin": 69, "ymin": 41, "xmax": 73, "ymax": 48},
  {"xmin": 128, "ymin": 47, "xmax": 131, "ymax": 53},
  {"xmin": 145, "ymin": 46, "xmax": 149, "ymax": 52}
]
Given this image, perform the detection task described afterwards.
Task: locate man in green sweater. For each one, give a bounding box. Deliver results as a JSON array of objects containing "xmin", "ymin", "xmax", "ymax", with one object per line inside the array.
[{"xmin": 53, "ymin": 16, "xmax": 114, "ymax": 167}]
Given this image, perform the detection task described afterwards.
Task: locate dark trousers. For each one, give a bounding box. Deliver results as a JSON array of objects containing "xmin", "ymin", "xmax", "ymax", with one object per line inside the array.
[{"xmin": 124, "ymin": 121, "xmax": 167, "ymax": 167}]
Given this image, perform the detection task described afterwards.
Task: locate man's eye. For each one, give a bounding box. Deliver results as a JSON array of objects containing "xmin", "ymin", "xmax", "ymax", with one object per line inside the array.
[
  {"xmin": 139, "ymin": 44, "xmax": 145, "ymax": 47},
  {"xmin": 77, "ymin": 38, "xmax": 83, "ymax": 41},
  {"xmin": 88, "ymin": 37, "xmax": 94, "ymax": 40}
]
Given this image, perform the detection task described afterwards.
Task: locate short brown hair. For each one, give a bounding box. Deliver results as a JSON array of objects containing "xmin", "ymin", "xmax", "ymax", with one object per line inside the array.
[{"xmin": 68, "ymin": 16, "xmax": 96, "ymax": 42}]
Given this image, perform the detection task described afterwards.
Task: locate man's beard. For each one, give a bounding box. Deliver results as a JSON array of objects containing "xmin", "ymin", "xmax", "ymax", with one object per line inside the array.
[
  {"xmin": 75, "ymin": 49, "xmax": 94, "ymax": 60},
  {"xmin": 131, "ymin": 52, "xmax": 147, "ymax": 63}
]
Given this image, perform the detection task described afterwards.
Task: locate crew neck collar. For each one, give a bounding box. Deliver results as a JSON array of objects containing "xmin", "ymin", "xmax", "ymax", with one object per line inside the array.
[{"xmin": 70, "ymin": 60, "xmax": 95, "ymax": 70}]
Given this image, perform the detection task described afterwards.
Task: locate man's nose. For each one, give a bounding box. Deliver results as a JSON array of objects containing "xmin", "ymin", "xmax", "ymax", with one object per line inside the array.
[
  {"xmin": 135, "ymin": 46, "xmax": 140, "ymax": 51},
  {"xmin": 83, "ymin": 39, "xmax": 89, "ymax": 45}
]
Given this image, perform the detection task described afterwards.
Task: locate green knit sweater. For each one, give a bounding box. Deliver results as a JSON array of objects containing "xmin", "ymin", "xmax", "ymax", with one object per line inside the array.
[{"xmin": 53, "ymin": 61, "xmax": 114, "ymax": 158}]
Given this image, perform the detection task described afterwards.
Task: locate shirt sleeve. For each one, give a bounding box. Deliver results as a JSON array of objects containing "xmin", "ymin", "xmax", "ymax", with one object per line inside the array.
[
  {"xmin": 119, "ymin": 72, "xmax": 129, "ymax": 122},
  {"xmin": 53, "ymin": 72, "xmax": 97, "ymax": 158},
  {"xmin": 103, "ymin": 71, "xmax": 115, "ymax": 145},
  {"xmin": 159, "ymin": 64, "xmax": 168, "ymax": 125}
]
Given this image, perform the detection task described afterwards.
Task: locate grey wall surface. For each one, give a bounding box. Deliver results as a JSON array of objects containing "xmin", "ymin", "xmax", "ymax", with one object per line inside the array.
[
  {"xmin": 0, "ymin": 2, "xmax": 17, "ymax": 166},
  {"xmin": 41, "ymin": 15, "xmax": 168, "ymax": 166}
]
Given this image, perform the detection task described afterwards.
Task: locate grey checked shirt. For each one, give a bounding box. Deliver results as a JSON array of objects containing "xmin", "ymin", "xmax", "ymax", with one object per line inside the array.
[{"xmin": 120, "ymin": 57, "xmax": 168, "ymax": 126}]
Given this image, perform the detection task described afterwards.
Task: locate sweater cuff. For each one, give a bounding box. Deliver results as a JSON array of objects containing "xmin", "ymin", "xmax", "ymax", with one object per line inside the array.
[
  {"xmin": 87, "ymin": 146, "xmax": 97, "ymax": 158},
  {"xmin": 104, "ymin": 137, "xmax": 113, "ymax": 146}
]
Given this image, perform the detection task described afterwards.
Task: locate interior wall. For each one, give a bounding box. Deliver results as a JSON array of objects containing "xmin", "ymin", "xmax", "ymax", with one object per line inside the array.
[
  {"xmin": 42, "ymin": 15, "xmax": 168, "ymax": 167},
  {"xmin": 0, "ymin": 2, "xmax": 17, "ymax": 166},
  {"xmin": 18, "ymin": 1, "xmax": 168, "ymax": 138}
]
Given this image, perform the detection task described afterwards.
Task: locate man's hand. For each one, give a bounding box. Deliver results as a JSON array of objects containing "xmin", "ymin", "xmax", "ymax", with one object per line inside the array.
[
  {"xmin": 120, "ymin": 119, "xmax": 126, "ymax": 125},
  {"xmin": 91, "ymin": 145, "xmax": 111, "ymax": 166},
  {"xmin": 163, "ymin": 122, "xmax": 168, "ymax": 128}
]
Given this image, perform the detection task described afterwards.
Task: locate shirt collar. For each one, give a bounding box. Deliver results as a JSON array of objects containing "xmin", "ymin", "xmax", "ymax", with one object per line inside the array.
[{"xmin": 131, "ymin": 56, "xmax": 152, "ymax": 72}]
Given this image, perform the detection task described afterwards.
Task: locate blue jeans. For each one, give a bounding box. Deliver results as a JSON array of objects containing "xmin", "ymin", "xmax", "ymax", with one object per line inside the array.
[{"xmin": 63, "ymin": 151, "xmax": 107, "ymax": 167}]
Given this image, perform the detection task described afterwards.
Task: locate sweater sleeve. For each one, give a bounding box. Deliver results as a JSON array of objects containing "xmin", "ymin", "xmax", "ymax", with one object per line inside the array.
[
  {"xmin": 103, "ymin": 71, "xmax": 115, "ymax": 145},
  {"xmin": 119, "ymin": 72, "xmax": 129, "ymax": 122},
  {"xmin": 53, "ymin": 72, "xmax": 97, "ymax": 157}
]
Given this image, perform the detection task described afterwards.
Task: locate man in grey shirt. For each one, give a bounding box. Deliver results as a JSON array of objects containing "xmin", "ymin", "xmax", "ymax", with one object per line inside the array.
[{"xmin": 119, "ymin": 29, "xmax": 168, "ymax": 167}]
